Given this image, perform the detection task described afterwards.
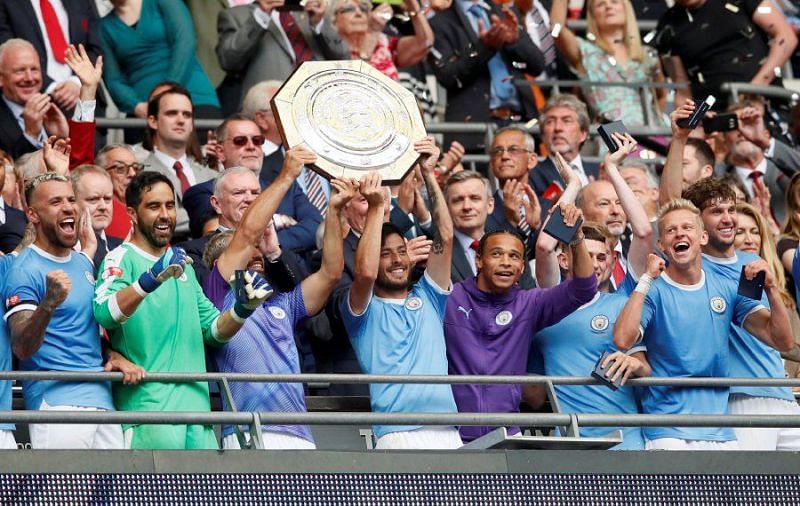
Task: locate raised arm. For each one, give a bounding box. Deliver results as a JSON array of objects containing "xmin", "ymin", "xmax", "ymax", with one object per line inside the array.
[
  {"xmin": 395, "ymin": 0, "xmax": 434, "ymax": 68},
  {"xmin": 302, "ymin": 178, "xmax": 357, "ymax": 316},
  {"xmin": 742, "ymin": 260, "xmax": 794, "ymax": 352},
  {"xmin": 8, "ymin": 270, "xmax": 70, "ymax": 360},
  {"xmin": 613, "ymin": 254, "xmax": 665, "ymax": 350},
  {"xmin": 750, "ymin": 0, "xmax": 798, "ymax": 87},
  {"xmin": 348, "ymin": 172, "xmax": 386, "ymax": 315},
  {"xmin": 216, "ymin": 147, "xmax": 312, "ymax": 281},
  {"xmin": 604, "ymin": 133, "xmax": 652, "ymax": 277},
  {"xmin": 535, "ymin": 152, "xmax": 581, "ymax": 288},
  {"xmin": 549, "ymin": 0, "xmax": 582, "ymax": 70},
  {"xmin": 659, "ymin": 100, "xmax": 695, "ymax": 206},
  {"xmin": 416, "ymin": 137, "xmax": 450, "ymax": 290}
]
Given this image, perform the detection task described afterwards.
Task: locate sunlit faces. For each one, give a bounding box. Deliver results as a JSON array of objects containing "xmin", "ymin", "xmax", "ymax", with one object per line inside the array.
[
  {"xmin": 376, "ymin": 232, "xmax": 412, "ymax": 292},
  {"xmin": 658, "ymin": 208, "xmax": 707, "ymax": 268},
  {"xmin": 724, "ymin": 127, "xmax": 762, "ymax": 164},
  {"xmin": 682, "ymin": 144, "xmax": 713, "ymax": 188},
  {"xmin": 475, "ymin": 233, "xmax": 525, "ymax": 293},
  {"xmin": 147, "ymin": 93, "xmax": 194, "ymax": 148},
  {"xmin": 130, "ymin": 181, "xmax": 177, "ymax": 248},
  {"xmin": 541, "ymin": 106, "xmax": 587, "ymax": 159},
  {"xmin": 220, "ymin": 120, "xmax": 264, "ymax": 171},
  {"xmin": 699, "ymin": 198, "xmax": 737, "ymax": 252},
  {"xmin": 74, "ymin": 172, "xmax": 114, "ymax": 232},
  {"xmin": 589, "ymin": 0, "xmax": 627, "ymax": 29},
  {"xmin": 446, "ymin": 178, "xmax": 494, "ymax": 236},
  {"xmin": 580, "ymin": 181, "xmax": 627, "ymax": 237},
  {"xmin": 27, "ymin": 180, "xmax": 78, "ymax": 250},
  {"xmin": 102, "ymin": 147, "xmax": 140, "ymax": 202},
  {"xmin": 734, "ymin": 212, "xmax": 761, "ymax": 255},
  {"xmin": 489, "ymin": 130, "xmax": 536, "ymax": 182},
  {"xmin": 210, "ymin": 171, "xmax": 260, "ymax": 229},
  {"xmin": 0, "ymin": 45, "xmax": 42, "ymax": 105},
  {"xmin": 333, "ymin": 0, "xmax": 370, "ymax": 36}
]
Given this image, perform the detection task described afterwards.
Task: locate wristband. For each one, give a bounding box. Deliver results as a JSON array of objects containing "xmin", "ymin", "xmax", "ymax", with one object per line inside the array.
[
  {"xmin": 634, "ymin": 274, "xmax": 654, "ymax": 295},
  {"xmin": 231, "ymin": 303, "xmax": 253, "ymax": 323}
]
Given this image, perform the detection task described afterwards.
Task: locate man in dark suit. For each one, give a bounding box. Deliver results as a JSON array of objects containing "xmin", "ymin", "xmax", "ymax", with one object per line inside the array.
[
  {"xmin": 0, "ymin": 158, "xmax": 25, "ymax": 253},
  {"xmin": 445, "ymin": 169, "xmax": 534, "ymax": 288},
  {"xmin": 528, "ymin": 94, "xmax": 600, "ymax": 205},
  {"xmin": 0, "ymin": 0, "xmax": 100, "ymax": 113},
  {"xmin": 0, "ymin": 38, "xmax": 68, "ymax": 158},
  {"xmin": 430, "ymin": 0, "xmax": 544, "ymax": 152},
  {"xmin": 69, "ymin": 164, "xmax": 122, "ymax": 270}
]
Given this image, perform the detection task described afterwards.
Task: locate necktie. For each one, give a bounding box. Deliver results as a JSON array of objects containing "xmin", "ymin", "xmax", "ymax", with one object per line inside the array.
[
  {"xmin": 748, "ymin": 170, "xmax": 762, "ymax": 195},
  {"xmin": 280, "ymin": 12, "xmax": 313, "ymax": 65},
  {"xmin": 40, "ymin": 0, "xmax": 68, "ymax": 64},
  {"xmin": 529, "ymin": 6, "xmax": 556, "ymax": 69},
  {"xmin": 468, "ymin": 4, "xmax": 517, "ymax": 108},
  {"xmin": 173, "ymin": 161, "xmax": 191, "ymax": 194},
  {"xmin": 469, "ymin": 239, "xmax": 480, "ymax": 251},
  {"xmin": 304, "ymin": 169, "xmax": 328, "ymax": 217},
  {"xmin": 518, "ymin": 205, "xmax": 531, "ymax": 237},
  {"xmin": 612, "ymin": 255, "xmax": 626, "ymax": 287}
]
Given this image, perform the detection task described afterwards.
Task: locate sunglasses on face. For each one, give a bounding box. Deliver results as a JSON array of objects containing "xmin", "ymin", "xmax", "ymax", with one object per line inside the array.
[
  {"xmin": 230, "ymin": 135, "xmax": 266, "ymax": 147},
  {"xmin": 106, "ymin": 162, "xmax": 146, "ymax": 175}
]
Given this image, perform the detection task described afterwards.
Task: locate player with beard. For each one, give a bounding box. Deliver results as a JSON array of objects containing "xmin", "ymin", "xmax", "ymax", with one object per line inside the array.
[
  {"xmin": 93, "ymin": 172, "xmax": 271, "ymax": 449},
  {"xmin": 681, "ymin": 178, "xmax": 800, "ymax": 451},
  {"xmin": 342, "ymin": 137, "xmax": 462, "ymax": 450},
  {"xmin": 614, "ymin": 199, "xmax": 793, "ymax": 450},
  {"xmin": 444, "ymin": 203, "xmax": 597, "ymax": 444},
  {"xmin": 4, "ymin": 173, "xmax": 139, "ymax": 449}
]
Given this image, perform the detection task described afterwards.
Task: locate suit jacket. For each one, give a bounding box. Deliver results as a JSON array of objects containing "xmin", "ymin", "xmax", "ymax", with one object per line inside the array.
[
  {"xmin": 93, "ymin": 232, "xmax": 122, "ymax": 273},
  {"xmin": 142, "ymin": 152, "xmax": 217, "ymax": 238},
  {"xmin": 430, "ymin": 4, "xmax": 545, "ymax": 151},
  {"xmin": 0, "ymin": 204, "xmax": 26, "ymax": 254},
  {"xmin": 0, "ymin": 98, "xmax": 38, "ymax": 159},
  {"xmin": 719, "ymin": 140, "xmax": 800, "ymax": 224},
  {"xmin": 450, "ymin": 232, "xmax": 536, "ymax": 289},
  {"xmin": 0, "ymin": 0, "xmax": 101, "ymax": 89},
  {"xmin": 260, "ymin": 150, "xmax": 323, "ymax": 253},
  {"xmin": 528, "ymin": 157, "xmax": 601, "ymax": 199},
  {"xmin": 216, "ymin": 5, "xmax": 349, "ymax": 105}
]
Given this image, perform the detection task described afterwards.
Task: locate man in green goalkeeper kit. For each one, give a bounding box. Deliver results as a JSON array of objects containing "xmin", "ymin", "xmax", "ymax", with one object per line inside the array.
[{"xmin": 93, "ymin": 172, "xmax": 271, "ymax": 449}]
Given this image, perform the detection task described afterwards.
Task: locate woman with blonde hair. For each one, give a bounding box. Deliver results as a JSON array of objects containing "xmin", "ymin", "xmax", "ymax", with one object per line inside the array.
[{"xmin": 550, "ymin": 0, "xmax": 664, "ymax": 126}]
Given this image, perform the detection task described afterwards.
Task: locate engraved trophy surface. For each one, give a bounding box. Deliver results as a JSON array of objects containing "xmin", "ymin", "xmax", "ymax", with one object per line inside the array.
[{"xmin": 271, "ymin": 60, "xmax": 427, "ymax": 185}]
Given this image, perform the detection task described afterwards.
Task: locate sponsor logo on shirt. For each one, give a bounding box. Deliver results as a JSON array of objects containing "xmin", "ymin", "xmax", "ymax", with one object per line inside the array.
[
  {"xmin": 495, "ymin": 310, "xmax": 513, "ymax": 326},
  {"xmin": 102, "ymin": 266, "xmax": 123, "ymax": 280},
  {"xmin": 457, "ymin": 306, "xmax": 472, "ymax": 319},
  {"xmin": 590, "ymin": 314, "xmax": 609, "ymax": 332},
  {"xmin": 5, "ymin": 295, "xmax": 19, "ymax": 309},
  {"xmin": 268, "ymin": 306, "xmax": 287, "ymax": 319},
  {"xmin": 405, "ymin": 297, "xmax": 423, "ymax": 311},
  {"xmin": 710, "ymin": 296, "xmax": 726, "ymax": 314}
]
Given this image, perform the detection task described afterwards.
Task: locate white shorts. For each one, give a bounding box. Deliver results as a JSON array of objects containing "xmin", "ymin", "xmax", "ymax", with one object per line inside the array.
[
  {"xmin": 0, "ymin": 429, "xmax": 16, "ymax": 449},
  {"xmin": 30, "ymin": 400, "xmax": 124, "ymax": 450},
  {"xmin": 222, "ymin": 430, "xmax": 316, "ymax": 450},
  {"xmin": 729, "ymin": 394, "xmax": 800, "ymax": 451},
  {"xmin": 645, "ymin": 438, "xmax": 739, "ymax": 451},
  {"xmin": 375, "ymin": 427, "xmax": 463, "ymax": 450}
]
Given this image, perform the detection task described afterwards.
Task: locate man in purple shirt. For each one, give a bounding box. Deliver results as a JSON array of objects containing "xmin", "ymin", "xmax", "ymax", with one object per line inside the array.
[{"xmin": 444, "ymin": 203, "xmax": 597, "ymax": 442}]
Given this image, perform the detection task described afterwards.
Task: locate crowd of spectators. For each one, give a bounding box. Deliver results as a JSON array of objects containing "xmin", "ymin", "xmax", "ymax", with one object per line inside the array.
[{"xmin": 0, "ymin": 0, "xmax": 797, "ymax": 452}]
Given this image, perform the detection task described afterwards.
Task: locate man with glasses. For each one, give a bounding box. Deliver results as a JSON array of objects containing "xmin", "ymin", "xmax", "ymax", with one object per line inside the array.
[
  {"xmin": 217, "ymin": 0, "xmax": 348, "ymax": 107},
  {"xmin": 95, "ymin": 144, "xmax": 145, "ymax": 241},
  {"xmin": 486, "ymin": 126, "xmax": 542, "ymax": 259}
]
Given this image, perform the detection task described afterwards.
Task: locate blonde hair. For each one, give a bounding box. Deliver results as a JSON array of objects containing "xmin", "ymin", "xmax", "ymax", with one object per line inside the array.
[
  {"xmin": 657, "ymin": 198, "xmax": 704, "ymax": 236},
  {"xmin": 737, "ymin": 203, "xmax": 796, "ymax": 311},
  {"xmin": 586, "ymin": 0, "xmax": 645, "ymax": 63}
]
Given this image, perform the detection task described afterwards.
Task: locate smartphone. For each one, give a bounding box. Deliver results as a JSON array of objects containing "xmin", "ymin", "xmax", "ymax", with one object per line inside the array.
[
  {"xmin": 677, "ymin": 95, "xmax": 716, "ymax": 129},
  {"xmin": 737, "ymin": 267, "xmax": 766, "ymax": 301},
  {"xmin": 703, "ymin": 113, "xmax": 738, "ymax": 133},
  {"xmin": 591, "ymin": 351, "xmax": 623, "ymax": 391},
  {"xmin": 597, "ymin": 120, "xmax": 627, "ymax": 153},
  {"xmin": 543, "ymin": 206, "xmax": 583, "ymax": 244}
]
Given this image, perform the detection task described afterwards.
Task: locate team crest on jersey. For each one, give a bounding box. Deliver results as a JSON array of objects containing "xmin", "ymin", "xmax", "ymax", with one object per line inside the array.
[
  {"xmin": 102, "ymin": 266, "xmax": 123, "ymax": 280},
  {"xmin": 405, "ymin": 297, "xmax": 423, "ymax": 311},
  {"xmin": 590, "ymin": 314, "xmax": 609, "ymax": 332},
  {"xmin": 5, "ymin": 295, "xmax": 19, "ymax": 308},
  {"xmin": 84, "ymin": 271, "xmax": 95, "ymax": 285},
  {"xmin": 495, "ymin": 310, "xmax": 513, "ymax": 326},
  {"xmin": 268, "ymin": 306, "xmax": 287, "ymax": 319},
  {"xmin": 710, "ymin": 296, "xmax": 727, "ymax": 314}
]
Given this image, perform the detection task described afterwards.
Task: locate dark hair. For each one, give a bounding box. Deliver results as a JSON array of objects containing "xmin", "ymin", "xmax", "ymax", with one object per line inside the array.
[
  {"xmin": 216, "ymin": 113, "xmax": 255, "ymax": 143},
  {"xmin": 685, "ymin": 138, "xmax": 715, "ymax": 169},
  {"xmin": 147, "ymin": 83, "xmax": 193, "ymax": 119},
  {"xmin": 682, "ymin": 177, "xmax": 737, "ymax": 211},
  {"xmin": 477, "ymin": 228, "xmax": 526, "ymax": 257},
  {"xmin": 380, "ymin": 222, "xmax": 405, "ymax": 246},
  {"xmin": 126, "ymin": 172, "xmax": 174, "ymax": 209}
]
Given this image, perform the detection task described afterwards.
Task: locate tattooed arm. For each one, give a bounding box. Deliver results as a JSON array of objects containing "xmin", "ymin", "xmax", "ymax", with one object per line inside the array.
[{"xmin": 416, "ymin": 137, "xmax": 452, "ymax": 290}]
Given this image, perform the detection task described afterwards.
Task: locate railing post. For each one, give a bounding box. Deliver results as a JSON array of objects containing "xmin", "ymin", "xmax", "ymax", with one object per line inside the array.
[{"xmin": 248, "ymin": 412, "xmax": 265, "ymax": 450}]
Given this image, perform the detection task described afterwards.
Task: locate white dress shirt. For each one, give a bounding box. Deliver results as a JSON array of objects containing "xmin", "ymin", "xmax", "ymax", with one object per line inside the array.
[
  {"xmin": 734, "ymin": 157, "xmax": 768, "ymax": 198},
  {"xmin": 29, "ymin": 0, "xmax": 81, "ymax": 90},
  {"xmin": 152, "ymin": 148, "xmax": 197, "ymax": 187}
]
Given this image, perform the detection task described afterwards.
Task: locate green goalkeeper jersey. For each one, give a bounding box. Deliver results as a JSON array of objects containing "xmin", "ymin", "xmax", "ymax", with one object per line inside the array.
[{"xmin": 93, "ymin": 243, "xmax": 222, "ymax": 428}]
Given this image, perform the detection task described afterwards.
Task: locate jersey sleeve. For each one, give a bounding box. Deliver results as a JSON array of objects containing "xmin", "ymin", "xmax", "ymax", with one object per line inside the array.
[
  {"xmin": 733, "ymin": 292, "xmax": 765, "ymax": 328},
  {"xmin": 640, "ymin": 289, "xmax": 657, "ymax": 336},
  {"xmin": 93, "ymin": 247, "xmax": 135, "ymax": 330},
  {"xmin": 287, "ymin": 284, "xmax": 308, "ymax": 328},
  {"xmin": 4, "ymin": 255, "xmax": 43, "ymax": 319},
  {"xmin": 340, "ymin": 287, "xmax": 371, "ymax": 343},
  {"xmin": 418, "ymin": 270, "xmax": 451, "ymax": 319}
]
